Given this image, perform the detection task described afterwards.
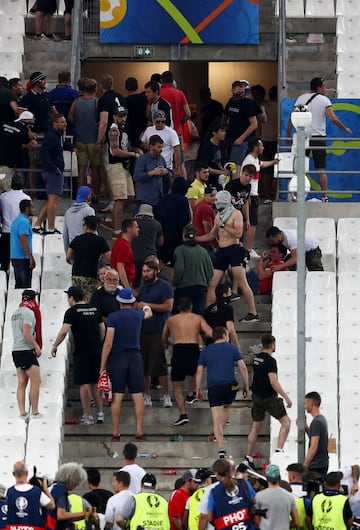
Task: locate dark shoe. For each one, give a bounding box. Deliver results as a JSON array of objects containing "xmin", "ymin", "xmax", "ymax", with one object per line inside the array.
[
  {"xmin": 185, "ymin": 392, "xmax": 198, "ymax": 405},
  {"xmin": 32, "ymin": 227, "xmax": 44, "ymax": 234},
  {"xmin": 111, "ymin": 433, "xmax": 121, "ymax": 441},
  {"xmin": 134, "ymin": 433, "xmax": 146, "ymax": 440},
  {"xmin": 45, "ymin": 228, "xmax": 61, "ymax": 235},
  {"xmin": 239, "ymin": 313, "xmax": 260, "ymax": 322},
  {"xmin": 243, "ymin": 455, "xmax": 255, "ymax": 470},
  {"xmin": 218, "ymin": 448, "xmax": 227, "ymax": 458},
  {"xmin": 173, "ymin": 414, "xmax": 189, "ymax": 426},
  {"xmin": 229, "ymin": 293, "xmax": 241, "ymax": 302}
]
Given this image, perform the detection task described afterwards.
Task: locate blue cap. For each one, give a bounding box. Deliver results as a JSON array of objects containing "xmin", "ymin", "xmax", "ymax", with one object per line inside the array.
[
  {"xmin": 75, "ymin": 186, "xmax": 91, "ymax": 203},
  {"xmin": 265, "ymin": 464, "xmax": 281, "ymax": 482},
  {"xmin": 116, "ymin": 288, "xmax": 136, "ymax": 304}
]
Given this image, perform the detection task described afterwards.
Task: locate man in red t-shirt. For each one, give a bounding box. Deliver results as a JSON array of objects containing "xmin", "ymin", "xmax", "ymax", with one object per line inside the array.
[
  {"xmin": 168, "ymin": 469, "xmax": 200, "ymax": 530},
  {"xmin": 110, "ymin": 218, "xmax": 139, "ymax": 288},
  {"xmin": 160, "ymin": 71, "xmax": 191, "ymax": 137},
  {"xmin": 193, "ymin": 185, "xmax": 217, "ymax": 250},
  {"xmin": 255, "ymin": 244, "xmax": 288, "ymax": 294}
]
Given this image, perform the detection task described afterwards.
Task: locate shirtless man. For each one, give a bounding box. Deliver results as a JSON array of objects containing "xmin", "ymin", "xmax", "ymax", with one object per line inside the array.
[
  {"xmin": 197, "ymin": 190, "xmax": 258, "ymax": 322},
  {"xmin": 162, "ymin": 297, "xmax": 213, "ymax": 426}
]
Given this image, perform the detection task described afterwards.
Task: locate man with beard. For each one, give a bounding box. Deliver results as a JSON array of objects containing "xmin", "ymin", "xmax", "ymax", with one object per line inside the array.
[
  {"xmin": 90, "ymin": 269, "xmax": 122, "ymax": 323},
  {"xmin": 186, "ymin": 162, "xmax": 210, "ymax": 212},
  {"xmin": 136, "ymin": 259, "xmax": 173, "ymax": 408}
]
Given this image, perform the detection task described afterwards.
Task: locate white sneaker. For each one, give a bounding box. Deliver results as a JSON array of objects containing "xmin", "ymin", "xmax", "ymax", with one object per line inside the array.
[
  {"xmin": 144, "ymin": 394, "xmax": 152, "ymax": 407},
  {"xmin": 162, "ymin": 394, "xmax": 173, "ymax": 408},
  {"xmin": 20, "ymin": 412, "xmax": 29, "ymax": 421},
  {"xmin": 79, "ymin": 415, "xmax": 94, "ymax": 425},
  {"xmin": 30, "ymin": 412, "xmax": 44, "ymax": 420},
  {"xmin": 96, "ymin": 412, "xmax": 105, "ymax": 424},
  {"xmin": 250, "ymin": 249, "xmax": 260, "ymax": 258}
]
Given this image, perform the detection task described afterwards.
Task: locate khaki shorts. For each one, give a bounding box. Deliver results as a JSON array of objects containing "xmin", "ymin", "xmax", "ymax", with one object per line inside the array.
[
  {"xmin": 251, "ymin": 394, "xmax": 287, "ymax": 422},
  {"xmin": 75, "ymin": 141, "xmax": 102, "ymax": 167},
  {"xmin": 0, "ymin": 166, "xmax": 13, "ymax": 192},
  {"xmin": 106, "ymin": 163, "xmax": 134, "ymax": 200}
]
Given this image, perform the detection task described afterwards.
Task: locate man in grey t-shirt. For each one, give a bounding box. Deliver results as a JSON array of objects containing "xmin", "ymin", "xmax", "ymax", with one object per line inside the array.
[
  {"xmin": 11, "ymin": 289, "xmax": 42, "ymax": 420},
  {"xmin": 304, "ymin": 391, "xmax": 329, "ymax": 475},
  {"xmin": 255, "ymin": 465, "xmax": 299, "ymax": 530}
]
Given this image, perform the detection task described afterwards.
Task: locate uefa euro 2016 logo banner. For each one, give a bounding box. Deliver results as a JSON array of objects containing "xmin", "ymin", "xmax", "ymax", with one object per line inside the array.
[
  {"xmin": 281, "ymin": 99, "xmax": 360, "ymax": 202},
  {"xmin": 100, "ymin": 0, "xmax": 259, "ymax": 44}
]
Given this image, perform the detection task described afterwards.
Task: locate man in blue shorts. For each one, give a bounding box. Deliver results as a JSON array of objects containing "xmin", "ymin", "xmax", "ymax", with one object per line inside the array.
[
  {"xmin": 195, "ymin": 326, "xmax": 249, "ymax": 459},
  {"xmin": 100, "ymin": 288, "xmax": 152, "ymax": 441}
]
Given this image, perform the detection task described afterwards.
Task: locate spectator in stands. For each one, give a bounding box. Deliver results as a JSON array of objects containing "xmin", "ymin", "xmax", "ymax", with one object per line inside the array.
[
  {"xmin": 8, "ymin": 78, "xmax": 24, "ymax": 105},
  {"xmin": 203, "ymin": 283, "xmax": 240, "ymax": 349},
  {"xmin": 104, "ymin": 471, "xmax": 134, "ymax": 530},
  {"xmin": 162, "ymin": 297, "xmax": 212, "ymax": 426},
  {"xmin": 83, "ymin": 467, "xmax": 113, "ymax": 513},
  {"xmin": 111, "ymin": 218, "xmax": 139, "ymax": 288},
  {"xmin": 287, "ymin": 77, "xmax": 352, "ymax": 202},
  {"xmin": 63, "ymin": 186, "xmax": 95, "ymax": 252},
  {"xmin": 133, "ymin": 135, "xmax": 169, "ymax": 207},
  {"xmin": 241, "ymin": 137, "xmax": 279, "ymax": 258},
  {"xmin": 197, "ymin": 123, "xmax": 228, "ymax": 188},
  {"xmin": 98, "ymin": 265, "xmax": 110, "ymax": 286},
  {"xmin": 63, "ymin": 0, "xmax": 74, "ymax": 40},
  {"xmin": 90, "ymin": 269, "xmax": 121, "ymax": 323},
  {"xmin": 255, "ymin": 464, "xmax": 299, "ymax": 530},
  {"xmin": 245, "ymin": 335, "xmax": 292, "ymax": 469},
  {"xmin": 186, "ymin": 162, "xmax": 210, "ymax": 212},
  {"xmin": 33, "ymin": 114, "xmax": 71, "ymax": 234},
  {"xmin": 225, "ymin": 164, "xmax": 256, "ymax": 227},
  {"xmin": 48, "ymin": 462, "xmax": 88, "ymax": 530},
  {"xmin": 11, "ymin": 289, "xmax": 43, "ymax": 419},
  {"xmin": 141, "ymin": 111, "xmax": 181, "ymax": 177},
  {"xmin": 197, "ymin": 190, "xmax": 258, "ymax": 321},
  {"xmin": 255, "ymin": 244, "xmax": 288, "ymax": 295},
  {"xmin": 128, "ymin": 472, "xmax": 170, "ymax": 530},
  {"xmin": 160, "ymin": 70, "xmax": 190, "ymax": 139},
  {"xmin": 168, "ymin": 470, "xmax": 200, "ymax": 530},
  {"xmin": 145, "ymin": 81, "xmax": 173, "ymax": 128},
  {"xmin": 66, "ymin": 216, "xmax": 110, "ymax": 302},
  {"xmin": 0, "ymin": 111, "xmax": 37, "ymax": 193},
  {"xmin": 155, "ymin": 177, "xmax": 190, "ymax": 265},
  {"xmin": 100, "ymin": 289, "xmax": 152, "ymax": 440},
  {"xmin": 196, "ymin": 326, "xmax": 249, "ymax": 459},
  {"xmin": 136, "ymin": 259, "xmax": 173, "ymax": 408},
  {"xmin": 192, "ymin": 185, "xmax": 217, "ymax": 254},
  {"xmin": 0, "ymin": 77, "xmax": 18, "ymax": 125},
  {"xmin": 52, "ymin": 285, "xmax": 105, "ymax": 425},
  {"xmin": 183, "ymin": 104, "xmax": 201, "ymax": 181},
  {"xmin": 265, "ymin": 226, "xmax": 324, "ymax": 271},
  {"xmin": 304, "ymin": 391, "xmax": 329, "ymax": 475},
  {"xmin": 182, "ymin": 468, "xmax": 212, "ymax": 530},
  {"xmin": 125, "ymin": 77, "xmax": 148, "ymax": 149},
  {"xmin": 49, "ymin": 71, "xmax": 79, "ymax": 135},
  {"xmin": 340, "ymin": 465, "xmax": 360, "ymax": 516},
  {"xmin": 131, "ymin": 204, "xmax": 164, "ymax": 288},
  {"xmin": 21, "ymin": 72, "xmax": 57, "ymax": 135},
  {"xmin": 260, "ymin": 86, "xmax": 278, "ymax": 202},
  {"xmin": 7, "ymin": 461, "xmax": 54, "ymax": 528},
  {"xmin": 172, "ymin": 224, "xmax": 214, "ymax": 315},
  {"xmin": 34, "ymin": 0, "xmax": 59, "ymax": 40},
  {"xmin": 199, "ymin": 86, "xmax": 224, "ymax": 138},
  {"xmin": 119, "ymin": 443, "xmax": 146, "ymax": 494},
  {"xmin": 10, "ymin": 199, "xmax": 36, "ymax": 289},
  {"xmin": 0, "ymin": 174, "xmax": 31, "ymax": 271},
  {"xmin": 68, "ymin": 77, "xmax": 101, "ymax": 189}
]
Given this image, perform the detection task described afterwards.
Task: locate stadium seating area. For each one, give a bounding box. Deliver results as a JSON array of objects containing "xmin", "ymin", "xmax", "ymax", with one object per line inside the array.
[
  {"xmin": 270, "ymin": 217, "xmax": 360, "ymax": 474},
  {"xmin": 0, "ymin": 216, "xmax": 71, "ymax": 486}
]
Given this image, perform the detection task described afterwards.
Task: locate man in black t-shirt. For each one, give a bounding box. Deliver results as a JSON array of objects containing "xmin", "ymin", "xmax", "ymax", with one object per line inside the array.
[
  {"xmin": 245, "ymin": 334, "xmax": 292, "ymax": 468},
  {"xmin": 0, "ymin": 84, "xmax": 17, "ymax": 125},
  {"xmin": 225, "ymin": 163, "xmax": 256, "ymax": 228},
  {"xmin": 204, "ymin": 282, "xmax": 240, "ymax": 349},
  {"xmin": 90, "ymin": 268, "xmax": 121, "ymax": 323},
  {"xmin": 66, "ymin": 216, "xmax": 111, "ymax": 302},
  {"xmin": 96, "ymin": 74, "xmax": 127, "ymax": 151},
  {"xmin": 51, "ymin": 285, "xmax": 105, "ymax": 425},
  {"xmin": 83, "ymin": 468, "xmax": 113, "ymax": 512},
  {"xmin": 197, "ymin": 123, "xmax": 228, "ymax": 187}
]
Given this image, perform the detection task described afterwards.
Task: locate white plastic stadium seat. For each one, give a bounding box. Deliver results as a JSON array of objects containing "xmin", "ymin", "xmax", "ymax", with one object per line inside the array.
[
  {"xmin": 41, "ymin": 270, "xmax": 72, "ymax": 289},
  {"xmin": 275, "ymin": 0, "xmax": 305, "ymax": 16},
  {"xmin": 339, "ymin": 321, "xmax": 360, "ymax": 341},
  {"xmin": 0, "ymin": 15, "xmax": 25, "ymax": 34},
  {"xmin": 337, "ymin": 54, "xmax": 360, "ymax": 74},
  {"xmin": 273, "ymin": 152, "xmax": 295, "ymax": 180},
  {"xmin": 272, "ymin": 290, "xmax": 297, "ymax": 321},
  {"xmin": 40, "ymin": 289, "xmax": 69, "ymax": 314},
  {"xmin": 337, "ymin": 16, "xmax": 360, "ymax": 34},
  {"xmin": 338, "ymin": 238, "xmax": 360, "ymax": 255},
  {"xmin": 306, "ymin": 217, "xmax": 335, "ymax": 240},
  {"xmin": 43, "ymin": 233, "xmax": 64, "ymax": 254},
  {"xmin": 305, "ymin": 271, "xmax": 336, "ymax": 292},
  {"xmin": 305, "ymin": 293, "xmax": 337, "ymax": 323},
  {"xmin": 3, "ymin": 34, "xmax": 24, "ymax": 54},
  {"xmin": 273, "ymin": 217, "xmax": 297, "ymax": 230},
  {"xmin": 337, "ymin": 72, "xmax": 360, "ymax": 98},
  {"xmin": 43, "ymin": 254, "xmax": 70, "ymax": 272},
  {"xmin": 337, "ymin": 218, "xmax": 360, "ymax": 240},
  {"xmin": 0, "ymin": 0, "xmax": 28, "ymax": 15},
  {"xmin": 336, "ymin": 0, "xmax": 360, "ymax": 15},
  {"xmin": 337, "ymin": 35, "xmax": 360, "ymax": 55},
  {"xmin": 338, "ymin": 254, "xmax": 360, "ymax": 273},
  {"xmin": 26, "ymin": 434, "xmax": 60, "ymax": 481},
  {"xmin": 306, "ymin": 338, "xmax": 337, "ymax": 362},
  {"xmin": 272, "ymin": 320, "xmax": 297, "ymax": 338},
  {"xmin": 272, "ymin": 271, "xmax": 297, "ymax": 292},
  {"xmin": 338, "ymin": 291, "xmax": 360, "ymax": 312},
  {"xmin": 306, "ymin": 321, "xmax": 336, "ymax": 339},
  {"xmin": 305, "ymin": 0, "xmax": 335, "ymax": 17},
  {"xmin": 0, "ymin": 53, "xmax": 22, "ymax": 72}
]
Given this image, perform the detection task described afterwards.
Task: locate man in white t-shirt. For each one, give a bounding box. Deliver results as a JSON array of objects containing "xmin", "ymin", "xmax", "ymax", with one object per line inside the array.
[
  {"xmin": 119, "ymin": 443, "xmax": 146, "ymax": 494},
  {"xmin": 141, "ymin": 110, "xmax": 181, "ymax": 175},
  {"xmin": 286, "ymin": 77, "xmax": 352, "ymax": 202},
  {"xmin": 241, "ymin": 137, "xmax": 278, "ymax": 258},
  {"xmin": 104, "ymin": 471, "xmax": 135, "ymax": 530},
  {"xmin": 266, "ymin": 226, "xmax": 323, "ymax": 271},
  {"xmin": 341, "ymin": 465, "xmax": 360, "ymax": 516}
]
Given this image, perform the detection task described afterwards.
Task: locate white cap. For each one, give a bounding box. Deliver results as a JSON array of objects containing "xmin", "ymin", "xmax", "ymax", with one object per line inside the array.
[{"xmin": 15, "ymin": 111, "xmax": 34, "ymax": 122}]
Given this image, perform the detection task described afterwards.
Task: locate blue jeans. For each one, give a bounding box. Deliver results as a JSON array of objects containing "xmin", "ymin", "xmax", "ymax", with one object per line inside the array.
[
  {"xmin": 11, "ymin": 259, "xmax": 32, "ymax": 288},
  {"xmin": 230, "ymin": 142, "xmax": 248, "ymax": 165}
]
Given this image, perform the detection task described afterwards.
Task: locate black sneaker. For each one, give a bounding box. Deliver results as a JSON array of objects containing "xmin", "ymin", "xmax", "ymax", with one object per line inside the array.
[
  {"xmin": 32, "ymin": 227, "xmax": 44, "ymax": 234},
  {"xmin": 45, "ymin": 228, "xmax": 61, "ymax": 235},
  {"xmin": 229, "ymin": 293, "xmax": 241, "ymax": 302},
  {"xmin": 243, "ymin": 455, "xmax": 255, "ymax": 470},
  {"xmin": 185, "ymin": 392, "xmax": 198, "ymax": 405},
  {"xmin": 173, "ymin": 414, "xmax": 189, "ymax": 426},
  {"xmin": 239, "ymin": 313, "xmax": 260, "ymax": 322},
  {"xmin": 218, "ymin": 448, "xmax": 227, "ymax": 458}
]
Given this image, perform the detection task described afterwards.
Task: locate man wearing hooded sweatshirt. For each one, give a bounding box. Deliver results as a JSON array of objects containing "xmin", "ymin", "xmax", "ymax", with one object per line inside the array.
[{"xmin": 63, "ymin": 185, "xmax": 95, "ymax": 251}]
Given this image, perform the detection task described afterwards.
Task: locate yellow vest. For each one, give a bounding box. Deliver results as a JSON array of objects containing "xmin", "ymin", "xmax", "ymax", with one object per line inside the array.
[
  {"xmin": 188, "ymin": 487, "xmax": 206, "ymax": 530},
  {"xmin": 129, "ymin": 492, "xmax": 170, "ymax": 530},
  {"xmin": 294, "ymin": 497, "xmax": 307, "ymax": 530},
  {"xmin": 311, "ymin": 492, "xmax": 347, "ymax": 530},
  {"xmin": 69, "ymin": 493, "xmax": 86, "ymax": 530}
]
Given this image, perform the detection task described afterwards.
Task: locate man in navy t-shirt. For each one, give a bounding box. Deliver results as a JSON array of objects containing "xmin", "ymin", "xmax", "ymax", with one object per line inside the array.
[{"xmin": 195, "ymin": 326, "xmax": 249, "ymax": 459}]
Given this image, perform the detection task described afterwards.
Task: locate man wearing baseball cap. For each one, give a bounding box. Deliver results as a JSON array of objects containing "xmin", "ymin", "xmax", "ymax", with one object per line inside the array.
[
  {"xmin": 168, "ymin": 470, "xmax": 200, "ymax": 530},
  {"xmin": 255, "ymin": 464, "xmax": 299, "ymax": 530},
  {"xmin": 63, "ymin": 185, "xmax": 95, "ymax": 251},
  {"xmin": 183, "ymin": 469, "xmax": 212, "ymax": 530},
  {"xmin": 127, "ymin": 473, "xmax": 170, "ymax": 530}
]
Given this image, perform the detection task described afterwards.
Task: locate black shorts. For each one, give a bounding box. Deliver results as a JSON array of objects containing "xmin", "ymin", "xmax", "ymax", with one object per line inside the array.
[
  {"xmin": 307, "ymin": 136, "xmax": 327, "ymax": 169},
  {"xmin": 64, "ymin": 0, "xmax": 74, "ymax": 14},
  {"xmin": 213, "ymin": 245, "xmax": 249, "ymax": 271},
  {"xmin": 140, "ymin": 332, "xmax": 168, "ymax": 377},
  {"xmin": 251, "ymin": 394, "xmax": 287, "ymax": 422},
  {"xmin": 171, "ymin": 343, "xmax": 200, "ymax": 381},
  {"xmin": 73, "ymin": 351, "xmax": 101, "ymax": 386},
  {"xmin": 208, "ymin": 382, "xmax": 239, "ymax": 407},
  {"xmin": 249, "ymin": 195, "xmax": 259, "ymax": 226},
  {"xmin": 12, "ymin": 350, "xmax": 39, "ymax": 370},
  {"xmin": 36, "ymin": 0, "xmax": 57, "ymax": 14},
  {"xmin": 108, "ymin": 350, "xmax": 145, "ymax": 394}
]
